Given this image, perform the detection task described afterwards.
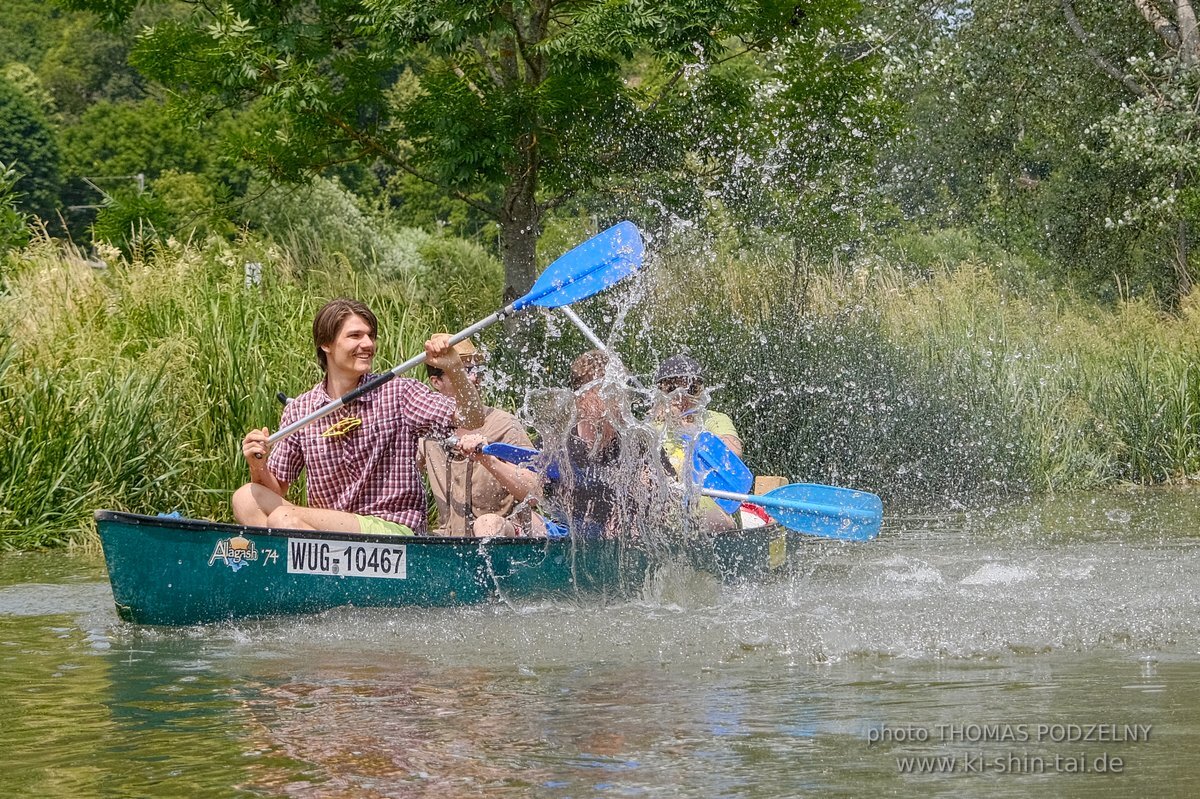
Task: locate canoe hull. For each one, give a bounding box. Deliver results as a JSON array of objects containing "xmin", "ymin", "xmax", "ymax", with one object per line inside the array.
[{"xmin": 96, "ymin": 511, "xmax": 804, "ymax": 625}]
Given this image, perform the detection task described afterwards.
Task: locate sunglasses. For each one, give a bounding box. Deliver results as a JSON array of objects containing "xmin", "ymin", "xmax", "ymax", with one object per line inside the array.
[{"xmin": 658, "ymin": 378, "xmax": 703, "ymax": 396}]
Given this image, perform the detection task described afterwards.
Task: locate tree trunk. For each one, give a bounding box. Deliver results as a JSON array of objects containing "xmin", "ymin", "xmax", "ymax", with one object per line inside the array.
[
  {"xmin": 1178, "ymin": 0, "xmax": 1200, "ymax": 65},
  {"xmin": 498, "ymin": 155, "xmax": 541, "ymax": 302},
  {"xmin": 1174, "ymin": 217, "xmax": 1194, "ymax": 300}
]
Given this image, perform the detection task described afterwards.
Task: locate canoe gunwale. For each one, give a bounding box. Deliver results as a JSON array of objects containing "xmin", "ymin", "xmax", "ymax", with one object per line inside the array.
[
  {"xmin": 93, "ymin": 509, "xmax": 548, "ymax": 547},
  {"xmin": 93, "ymin": 510, "xmax": 789, "ymax": 547}
]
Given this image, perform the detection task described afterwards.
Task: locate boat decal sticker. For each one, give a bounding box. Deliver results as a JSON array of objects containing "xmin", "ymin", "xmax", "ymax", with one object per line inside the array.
[
  {"xmin": 208, "ymin": 535, "xmax": 260, "ymax": 572},
  {"xmin": 287, "ymin": 537, "xmax": 407, "ymax": 580}
]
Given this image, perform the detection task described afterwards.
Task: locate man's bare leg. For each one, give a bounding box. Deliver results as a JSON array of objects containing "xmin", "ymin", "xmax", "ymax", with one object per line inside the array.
[{"xmin": 232, "ymin": 482, "xmax": 361, "ymax": 532}]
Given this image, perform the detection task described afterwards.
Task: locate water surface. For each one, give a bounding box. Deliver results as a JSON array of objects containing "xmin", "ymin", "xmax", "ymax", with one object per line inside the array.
[{"xmin": 3, "ymin": 490, "xmax": 1199, "ymax": 797}]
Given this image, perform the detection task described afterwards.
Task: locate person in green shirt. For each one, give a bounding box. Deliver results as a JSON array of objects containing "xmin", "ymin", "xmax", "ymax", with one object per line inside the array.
[{"xmin": 652, "ymin": 354, "xmax": 744, "ymax": 530}]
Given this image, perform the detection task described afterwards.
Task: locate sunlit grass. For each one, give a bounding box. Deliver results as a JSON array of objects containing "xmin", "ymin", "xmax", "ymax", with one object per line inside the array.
[
  {"xmin": 0, "ymin": 234, "xmax": 478, "ymax": 547},
  {"xmin": 5, "ymin": 224, "xmax": 1200, "ymax": 547}
]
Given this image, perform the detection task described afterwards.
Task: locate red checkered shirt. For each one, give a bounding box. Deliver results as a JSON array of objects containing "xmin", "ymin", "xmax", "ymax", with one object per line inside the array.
[{"xmin": 267, "ymin": 374, "xmax": 456, "ymax": 531}]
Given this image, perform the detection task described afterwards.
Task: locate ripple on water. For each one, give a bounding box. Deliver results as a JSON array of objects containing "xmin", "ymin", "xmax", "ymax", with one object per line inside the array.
[{"xmin": 958, "ymin": 563, "xmax": 1036, "ymax": 586}]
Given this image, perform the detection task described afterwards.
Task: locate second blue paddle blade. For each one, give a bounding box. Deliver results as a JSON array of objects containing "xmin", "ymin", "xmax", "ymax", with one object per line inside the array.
[
  {"xmin": 481, "ymin": 442, "xmax": 561, "ymax": 481},
  {"xmin": 764, "ymin": 483, "xmax": 883, "ymax": 541},
  {"xmin": 690, "ymin": 431, "xmax": 753, "ymax": 514}
]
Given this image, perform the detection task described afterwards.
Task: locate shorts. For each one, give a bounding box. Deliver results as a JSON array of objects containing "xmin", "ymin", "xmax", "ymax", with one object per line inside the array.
[{"xmin": 355, "ymin": 515, "xmax": 415, "ymax": 536}]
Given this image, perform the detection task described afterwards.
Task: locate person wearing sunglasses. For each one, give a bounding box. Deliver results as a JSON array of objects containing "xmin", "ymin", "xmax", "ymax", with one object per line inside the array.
[
  {"xmin": 419, "ymin": 339, "xmax": 544, "ymax": 537},
  {"xmin": 234, "ymin": 298, "xmax": 485, "ymax": 535},
  {"xmin": 454, "ymin": 349, "xmax": 665, "ymax": 539},
  {"xmin": 652, "ymin": 354, "xmax": 743, "ymax": 530}
]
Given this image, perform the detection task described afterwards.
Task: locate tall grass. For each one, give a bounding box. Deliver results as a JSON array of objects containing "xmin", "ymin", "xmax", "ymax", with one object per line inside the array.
[
  {"xmin": 5, "ymin": 222, "xmax": 1200, "ymax": 547},
  {"xmin": 0, "ymin": 233, "xmax": 498, "ymax": 547}
]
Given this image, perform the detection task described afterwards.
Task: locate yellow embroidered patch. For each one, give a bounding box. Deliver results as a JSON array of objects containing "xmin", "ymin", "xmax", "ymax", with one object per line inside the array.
[{"xmin": 321, "ymin": 416, "xmax": 363, "ymax": 438}]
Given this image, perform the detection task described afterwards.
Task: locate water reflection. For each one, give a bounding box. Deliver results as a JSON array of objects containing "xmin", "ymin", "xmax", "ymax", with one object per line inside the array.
[{"xmin": 1, "ymin": 490, "xmax": 1200, "ymax": 796}]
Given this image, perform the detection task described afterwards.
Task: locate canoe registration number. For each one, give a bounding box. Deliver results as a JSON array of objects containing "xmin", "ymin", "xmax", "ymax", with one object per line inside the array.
[{"xmin": 287, "ymin": 538, "xmax": 407, "ymax": 580}]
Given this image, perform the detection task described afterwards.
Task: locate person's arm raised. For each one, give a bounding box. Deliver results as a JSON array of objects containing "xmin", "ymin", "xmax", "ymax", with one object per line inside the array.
[{"xmin": 425, "ymin": 334, "xmax": 486, "ymax": 429}]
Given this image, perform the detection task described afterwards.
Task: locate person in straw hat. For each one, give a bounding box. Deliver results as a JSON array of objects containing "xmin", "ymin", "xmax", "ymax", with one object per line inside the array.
[{"xmin": 419, "ymin": 338, "xmax": 545, "ymax": 537}]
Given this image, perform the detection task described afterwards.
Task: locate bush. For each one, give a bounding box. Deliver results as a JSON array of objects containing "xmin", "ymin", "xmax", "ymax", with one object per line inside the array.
[
  {"xmin": 91, "ymin": 186, "xmax": 173, "ymax": 256},
  {"xmin": 0, "ymin": 74, "xmax": 60, "ymax": 220},
  {"xmin": 0, "ymin": 161, "xmax": 30, "ymax": 254}
]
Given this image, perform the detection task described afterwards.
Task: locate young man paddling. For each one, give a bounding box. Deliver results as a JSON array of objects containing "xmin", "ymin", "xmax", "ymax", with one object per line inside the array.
[{"xmin": 233, "ymin": 298, "xmax": 485, "ymax": 534}]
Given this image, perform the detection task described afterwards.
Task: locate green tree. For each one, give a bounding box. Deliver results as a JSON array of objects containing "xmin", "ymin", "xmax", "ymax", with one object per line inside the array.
[
  {"xmin": 693, "ymin": 7, "xmax": 895, "ymax": 274},
  {"xmin": 38, "ymin": 16, "xmax": 145, "ymax": 119},
  {"xmin": 0, "ymin": 0, "xmax": 75, "ymax": 67},
  {"xmin": 873, "ymin": 0, "xmax": 1200, "ymax": 303},
  {"xmin": 58, "ymin": 98, "xmax": 240, "ymax": 239},
  {"xmin": 68, "ymin": 0, "xmax": 855, "ymax": 299},
  {"xmin": 0, "ymin": 74, "xmax": 60, "ymax": 221},
  {"xmin": 1063, "ymin": 0, "xmax": 1200, "ymax": 299}
]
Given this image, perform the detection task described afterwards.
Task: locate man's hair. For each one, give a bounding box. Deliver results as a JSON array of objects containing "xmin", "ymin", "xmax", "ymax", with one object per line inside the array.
[
  {"xmin": 569, "ymin": 349, "xmax": 609, "ymax": 390},
  {"xmin": 312, "ymin": 298, "xmax": 377, "ymax": 373}
]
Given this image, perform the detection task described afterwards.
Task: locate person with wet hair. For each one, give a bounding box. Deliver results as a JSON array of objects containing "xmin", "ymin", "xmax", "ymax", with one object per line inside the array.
[
  {"xmin": 456, "ymin": 349, "xmax": 663, "ymax": 538},
  {"xmin": 418, "ymin": 340, "xmax": 543, "ymax": 537},
  {"xmin": 653, "ymin": 353, "xmax": 743, "ymax": 530},
  {"xmin": 233, "ymin": 298, "xmax": 486, "ymax": 535}
]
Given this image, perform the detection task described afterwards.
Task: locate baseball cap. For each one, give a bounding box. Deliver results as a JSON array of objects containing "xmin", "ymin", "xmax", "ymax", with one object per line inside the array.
[{"xmin": 654, "ymin": 354, "xmax": 702, "ymax": 383}]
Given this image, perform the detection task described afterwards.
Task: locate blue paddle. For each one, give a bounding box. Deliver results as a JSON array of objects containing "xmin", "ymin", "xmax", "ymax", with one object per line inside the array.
[
  {"xmin": 691, "ymin": 431, "xmax": 882, "ymax": 541},
  {"xmin": 268, "ymin": 222, "xmax": 645, "ymax": 446},
  {"xmin": 479, "ymin": 439, "xmax": 881, "ymax": 540},
  {"xmin": 479, "ymin": 442, "xmax": 562, "ymax": 481},
  {"xmin": 702, "ymin": 484, "xmax": 882, "ymax": 541},
  {"xmin": 686, "ymin": 431, "xmax": 753, "ymax": 513}
]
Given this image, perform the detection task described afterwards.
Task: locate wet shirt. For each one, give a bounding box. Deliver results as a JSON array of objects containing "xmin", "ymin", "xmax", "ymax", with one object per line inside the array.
[
  {"xmin": 657, "ymin": 410, "xmax": 741, "ymax": 475},
  {"xmin": 268, "ymin": 374, "xmax": 456, "ymax": 531},
  {"xmin": 547, "ymin": 431, "xmax": 666, "ymax": 536},
  {"xmin": 420, "ymin": 407, "xmax": 534, "ymax": 536},
  {"xmin": 554, "ymin": 431, "xmax": 624, "ymax": 532}
]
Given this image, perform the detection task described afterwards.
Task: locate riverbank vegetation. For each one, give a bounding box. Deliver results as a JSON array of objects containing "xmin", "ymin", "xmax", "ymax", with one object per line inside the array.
[
  {"xmin": 4, "ymin": 227, "xmax": 1200, "ymax": 547},
  {"xmin": 4, "ymin": 1, "xmax": 1200, "ymax": 546}
]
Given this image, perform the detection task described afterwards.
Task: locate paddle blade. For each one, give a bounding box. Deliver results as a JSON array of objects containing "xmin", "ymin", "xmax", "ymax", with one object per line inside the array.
[
  {"xmin": 481, "ymin": 442, "xmax": 539, "ymax": 464},
  {"xmin": 690, "ymin": 431, "xmax": 753, "ymax": 514},
  {"xmin": 513, "ymin": 221, "xmax": 644, "ymax": 311},
  {"xmin": 758, "ymin": 483, "xmax": 883, "ymax": 541},
  {"xmin": 481, "ymin": 442, "xmax": 561, "ymax": 481}
]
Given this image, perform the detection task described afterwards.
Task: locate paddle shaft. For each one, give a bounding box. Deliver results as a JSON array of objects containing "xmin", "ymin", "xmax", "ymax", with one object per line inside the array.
[
  {"xmin": 559, "ymin": 305, "xmax": 605, "ymax": 350},
  {"xmin": 557, "ymin": 306, "xmax": 652, "ymax": 394},
  {"xmin": 701, "ymin": 487, "xmax": 881, "ymax": 524},
  {"xmin": 257, "ymin": 220, "xmax": 644, "ymax": 452},
  {"xmin": 266, "ymin": 308, "xmax": 508, "ymax": 448}
]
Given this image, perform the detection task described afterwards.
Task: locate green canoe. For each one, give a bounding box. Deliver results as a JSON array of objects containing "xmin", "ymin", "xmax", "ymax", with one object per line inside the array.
[{"xmin": 95, "ymin": 510, "xmax": 803, "ymax": 625}]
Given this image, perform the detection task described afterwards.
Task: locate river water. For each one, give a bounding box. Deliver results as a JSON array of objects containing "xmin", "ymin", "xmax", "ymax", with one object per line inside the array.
[{"xmin": 2, "ymin": 490, "xmax": 1199, "ymax": 797}]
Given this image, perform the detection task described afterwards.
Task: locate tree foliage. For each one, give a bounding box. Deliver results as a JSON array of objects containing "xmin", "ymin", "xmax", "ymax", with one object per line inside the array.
[
  {"xmin": 873, "ymin": 0, "xmax": 1200, "ymax": 303},
  {"xmin": 0, "ymin": 74, "xmax": 61, "ymax": 220},
  {"xmin": 65, "ymin": 0, "xmax": 858, "ymax": 298}
]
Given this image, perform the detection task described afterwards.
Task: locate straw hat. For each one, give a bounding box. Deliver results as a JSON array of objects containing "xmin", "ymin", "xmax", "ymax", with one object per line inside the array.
[{"xmin": 451, "ymin": 338, "xmax": 485, "ymax": 366}]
